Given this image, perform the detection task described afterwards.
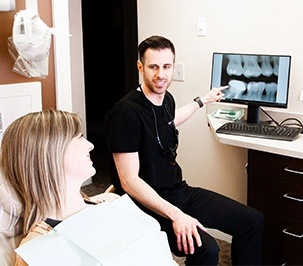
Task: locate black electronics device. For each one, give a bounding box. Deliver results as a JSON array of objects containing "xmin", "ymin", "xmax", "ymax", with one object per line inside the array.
[
  {"xmin": 210, "ymin": 52, "xmax": 291, "ymax": 123},
  {"xmin": 216, "ymin": 122, "xmax": 301, "ymax": 141}
]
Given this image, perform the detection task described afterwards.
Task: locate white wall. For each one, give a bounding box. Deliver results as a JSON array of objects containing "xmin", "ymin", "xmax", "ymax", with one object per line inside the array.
[
  {"xmin": 68, "ymin": 0, "xmax": 86, "ymax": 137},
  {"xmin": 51, "ymin": 0, "xmax": 88, "ymax": 183},
  {"xmin": 52, "ymin": 0, "xmax": 87, "ymax": 137},
  {"xmin": 137, "ymin": 0, "xmax": 303, "ymax": 204}
]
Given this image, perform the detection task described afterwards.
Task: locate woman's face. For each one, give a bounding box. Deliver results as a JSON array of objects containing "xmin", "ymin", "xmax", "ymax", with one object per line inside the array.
[{"xmin": 64, "ymin": 133, "xmax": 96, "ymax": 184}]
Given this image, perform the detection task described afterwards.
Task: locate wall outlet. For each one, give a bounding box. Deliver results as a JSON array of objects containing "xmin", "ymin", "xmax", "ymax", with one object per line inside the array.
[
  {"xmin": 173, "ymin": 62, "xmax": 185, "ymax": 81},
  {"xmin": 299, "ymin": 90, "xmax": 303, "ymax": 101}
]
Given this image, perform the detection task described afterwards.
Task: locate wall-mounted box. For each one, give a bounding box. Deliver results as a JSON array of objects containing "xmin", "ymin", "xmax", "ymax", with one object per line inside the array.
[
  {"xmin": 0, "ymin": 82, "xmax": 42, "ymax": 140},
  {"xmin": 0, "ymin": 0, "xmax": 15, "ymax": 11}
]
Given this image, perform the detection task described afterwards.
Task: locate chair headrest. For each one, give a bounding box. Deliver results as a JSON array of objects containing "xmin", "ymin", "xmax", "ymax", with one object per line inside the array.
[{"xmin": 0, "ymin": 171, "xmax": 23, "ymax": 238}]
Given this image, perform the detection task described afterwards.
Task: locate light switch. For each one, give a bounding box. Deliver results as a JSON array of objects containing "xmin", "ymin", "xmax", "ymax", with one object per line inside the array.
[
  {"xmin": 172, "ymin": 62, "xmax": 185, "ymax": 82},
  {"xmin": 197, "ymin": 17, "xmax": 207, "ymax": 36}
]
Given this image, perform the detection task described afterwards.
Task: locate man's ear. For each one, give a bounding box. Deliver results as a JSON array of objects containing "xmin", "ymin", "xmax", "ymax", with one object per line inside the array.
[{"xmin": 137, "ymin": 60, "xmax": 143, "ymax": 73}]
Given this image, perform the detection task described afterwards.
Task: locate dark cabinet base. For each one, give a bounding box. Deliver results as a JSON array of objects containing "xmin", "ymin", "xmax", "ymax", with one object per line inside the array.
[{"xmin": 247, "ymin": 149, "xmax": 303, "ymax": 265}]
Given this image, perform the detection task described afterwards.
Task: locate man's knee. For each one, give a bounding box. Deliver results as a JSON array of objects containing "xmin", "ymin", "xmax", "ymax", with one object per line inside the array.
[
  {"xmin": 251, "ymin": 208, "xmax": 265, "ymax": 233},
  {"xmin": 185, "ymin": 234, "xmax": 219, "ymax": 265}
]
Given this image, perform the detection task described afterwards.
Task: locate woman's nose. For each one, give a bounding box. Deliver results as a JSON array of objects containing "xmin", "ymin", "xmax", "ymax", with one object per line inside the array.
[{"xmin": 87, "ymin": 139, "xmax": 94, "ymax": 151}]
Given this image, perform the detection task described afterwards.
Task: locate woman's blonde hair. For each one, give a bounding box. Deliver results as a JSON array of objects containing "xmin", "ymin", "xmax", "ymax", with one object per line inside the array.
[{"xmin": 0, "ymin": 109, "xmax": 82, "ymax": 236}]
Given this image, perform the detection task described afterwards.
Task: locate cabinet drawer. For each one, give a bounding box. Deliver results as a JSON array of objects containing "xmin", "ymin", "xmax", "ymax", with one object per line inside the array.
[
  {"xmin": 261, "ymin": 211, "xmax": 303, "ymax": 265},
  {"xmin": 262, "ymin": 244, "xmax": 303, "ymax": 265},
  {"xmin": 248, "ymin": 150, "xmax": 303, "ymax": 185},
  {"xmin": 248, "ymin": 174, "xmax": 303, "ymax": 221}
]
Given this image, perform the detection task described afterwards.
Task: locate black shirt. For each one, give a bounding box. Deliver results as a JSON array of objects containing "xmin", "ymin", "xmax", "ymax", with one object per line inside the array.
[{"xmin": 104, "ymin": 88, "xmax": 183, "ymax": 196}]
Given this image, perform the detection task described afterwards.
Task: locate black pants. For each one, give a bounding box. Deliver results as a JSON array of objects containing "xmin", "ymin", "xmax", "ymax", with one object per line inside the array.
[{"xmin": 143, "ymin": 182, "xmax": 265, "ymax": 265}]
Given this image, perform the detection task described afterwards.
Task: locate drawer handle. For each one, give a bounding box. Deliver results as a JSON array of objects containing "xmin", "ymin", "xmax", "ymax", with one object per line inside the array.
[
  {"xmin": 282, "ymin": 228, "xmax": 303, "ymax": 238},
  {"xmin": 283, "ymin": 193, "xmax": 303, "ymax": 202},
  {"xmin": 284, "ymin": 167, "xmax": 303, "ymax": 175}
]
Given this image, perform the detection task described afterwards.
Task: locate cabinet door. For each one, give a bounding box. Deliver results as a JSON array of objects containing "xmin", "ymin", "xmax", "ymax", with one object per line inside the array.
[
  {"xmin": 261, "ymin": 211, "xmax": 303, "ymax": 265},
  {"xmin": 247, "ymin": 149, "xmax": 303, "ymax": 265},
  {"xmin": 248, "ymin": 173, "xmax": 303, "ymax": 221}
]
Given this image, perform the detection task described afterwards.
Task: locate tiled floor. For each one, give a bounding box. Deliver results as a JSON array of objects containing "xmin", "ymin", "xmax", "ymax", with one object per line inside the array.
[{"xmin": 81, "ymin": 178, "xmax": 111, "ymax": 196}]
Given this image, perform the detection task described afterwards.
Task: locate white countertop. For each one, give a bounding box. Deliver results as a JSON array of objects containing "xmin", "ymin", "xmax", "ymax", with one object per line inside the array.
[{"xmin": 207, "ymin": 114, "xmax": 303, "ymax": 159}]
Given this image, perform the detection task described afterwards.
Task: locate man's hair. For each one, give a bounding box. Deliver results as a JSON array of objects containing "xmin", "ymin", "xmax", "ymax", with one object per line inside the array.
[
  {"xmin": 0, "ymin": 109, "xmax": 82, "ymax": 235},
  {"xmin": 138, "ymin": 35, "xmax": 175, "ymax": 63}
]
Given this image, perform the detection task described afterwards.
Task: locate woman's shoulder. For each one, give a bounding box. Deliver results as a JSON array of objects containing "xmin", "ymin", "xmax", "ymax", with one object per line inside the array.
[
  {"xmin": 15, "ymin": 221, "xmax": 52, "ymax": 266},
  {"xmin": 19, "ymin": 221, "xmax": 52, "ymax": 246}
]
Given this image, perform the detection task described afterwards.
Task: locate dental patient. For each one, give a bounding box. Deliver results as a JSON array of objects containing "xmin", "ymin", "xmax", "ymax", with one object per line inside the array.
[{"xmin": 0, "ymin": 109, "xmax": 176, "ymax": 266}]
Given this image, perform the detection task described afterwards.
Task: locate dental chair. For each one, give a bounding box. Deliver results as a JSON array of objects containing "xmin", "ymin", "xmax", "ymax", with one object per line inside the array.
[{"xmin": 0, "ymin": 172, "xmax": 23, "ymax": 266}]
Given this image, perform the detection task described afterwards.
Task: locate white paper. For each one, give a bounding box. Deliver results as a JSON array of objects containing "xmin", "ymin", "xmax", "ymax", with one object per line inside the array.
[
  {"xmin": 15, "ymin": 194, "xmax": 175, "ymax": 265},
  {"xmin": 16, "ymin": 230, "xmax": 101, "ymax": 266}
]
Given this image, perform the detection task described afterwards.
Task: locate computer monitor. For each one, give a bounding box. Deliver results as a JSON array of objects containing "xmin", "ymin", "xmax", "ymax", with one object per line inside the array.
[{"xmin": 210, "ymin": 52, "xmax": 291, "ymax": 123}]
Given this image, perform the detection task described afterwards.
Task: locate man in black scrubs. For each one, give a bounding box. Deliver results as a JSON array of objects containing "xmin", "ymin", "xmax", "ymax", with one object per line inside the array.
[{"xmin": 105, "ymin": 35, "xmax": 264, "ymax": 265}]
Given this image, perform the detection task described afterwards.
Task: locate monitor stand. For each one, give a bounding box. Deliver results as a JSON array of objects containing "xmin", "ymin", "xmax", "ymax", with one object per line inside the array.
[{"xmin": 247, "ymin": 105, "xmax": 260, "ymax": 123}]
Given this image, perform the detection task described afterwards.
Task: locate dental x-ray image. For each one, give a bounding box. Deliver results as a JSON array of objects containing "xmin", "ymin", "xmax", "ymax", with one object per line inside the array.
[
  {"xmin": 210, "ymin": 52, "xmax": 290, "ymax": 107},
  {"xmin": 223, "ymin": 54, "xmax": 279, "ymax": 102}
]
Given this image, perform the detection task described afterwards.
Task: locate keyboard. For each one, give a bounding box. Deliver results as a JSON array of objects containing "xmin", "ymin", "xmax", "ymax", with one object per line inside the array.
[{"xmin": 216, "ymin": 122, "xmax": 302, "ymax": 141}]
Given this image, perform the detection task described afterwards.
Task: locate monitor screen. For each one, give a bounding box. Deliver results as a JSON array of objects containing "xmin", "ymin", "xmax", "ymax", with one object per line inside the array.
[{"xmin": 210, "ymin": 52, "xmax": 291, "ymax": 123}]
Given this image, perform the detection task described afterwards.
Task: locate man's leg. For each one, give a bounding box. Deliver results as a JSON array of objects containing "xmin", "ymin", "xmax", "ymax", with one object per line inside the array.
[
  {"xmin": 184, "ymin": 187, "xmax": 264, "ymax": 265},
  {"xmin": 160, "ymin": 218, "xmax": 220, "ymax": 265}
]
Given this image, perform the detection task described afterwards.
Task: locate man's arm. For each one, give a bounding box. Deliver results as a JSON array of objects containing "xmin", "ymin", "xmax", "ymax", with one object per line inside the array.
[
  {"xmin": 112, "ymin": 152, "xmax": 207, "ymax": 255},
  {"xmin": 174, "ymin": 86, "xmax": 228, "ymax": 127}
]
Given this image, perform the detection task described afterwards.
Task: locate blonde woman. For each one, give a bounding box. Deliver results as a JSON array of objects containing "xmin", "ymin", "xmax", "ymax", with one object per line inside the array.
[{"xmin": 0, "ymin": 109, "xmax": 176, "ymax": 265}]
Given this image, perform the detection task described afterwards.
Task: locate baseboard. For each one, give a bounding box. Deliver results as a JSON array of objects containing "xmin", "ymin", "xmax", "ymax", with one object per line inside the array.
[
  {"xmin": 207, "ymin": 228, "xmax": 232, "ymax": 243},
  {"xmin": 82, "ymin": 177, "xmax": 92, "ymax": 186}
]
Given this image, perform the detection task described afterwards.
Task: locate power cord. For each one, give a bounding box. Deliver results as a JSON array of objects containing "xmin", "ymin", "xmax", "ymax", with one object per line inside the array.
[
  {"xmin": 280, "ymin": 117, "xmax": 303, "ymax": 128},
  {"xmin": 260, "ymin": 107, "xmax": 303, "ymax": 130},
  {"xmin": 260, "ymin": 108, "xmax": 279, "ymax": 126}
]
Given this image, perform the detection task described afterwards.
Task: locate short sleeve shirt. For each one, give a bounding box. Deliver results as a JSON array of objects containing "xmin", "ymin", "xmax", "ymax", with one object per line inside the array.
[{"xmin": 104, "ymin": 88, "xmax": 182, "ymax": 196}]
